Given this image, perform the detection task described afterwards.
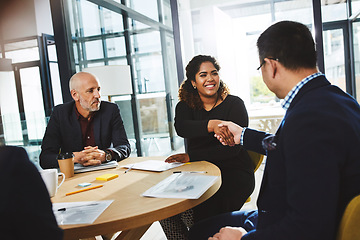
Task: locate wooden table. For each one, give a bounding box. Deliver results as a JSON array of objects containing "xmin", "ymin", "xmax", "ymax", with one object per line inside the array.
[{"xmin": 52, "ymin": 156, "xmax": 221, "ymax": 240}]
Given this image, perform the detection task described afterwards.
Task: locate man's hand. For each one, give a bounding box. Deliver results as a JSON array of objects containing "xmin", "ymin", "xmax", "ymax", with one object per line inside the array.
[
  {"xmin": 214, "ymin": 121, "xmax": 243, "ymax": 146},
  {"xmin": 208, "ymin": 120, "xmax": 235, "ymax": 146},
  {"xmin": 215, "ymin": 126, "xmax": 236, "ymax": 146},
  {"xmin": 208, "ymin": 227, "xmax": 247, "ymax": 240},
  {"xmin": 73, "ymin": 146, "xmax": 106, "ymax": 166},
  {"xmin": 165, "ymin": 153, "xmax": 190, "ymax": 163}
]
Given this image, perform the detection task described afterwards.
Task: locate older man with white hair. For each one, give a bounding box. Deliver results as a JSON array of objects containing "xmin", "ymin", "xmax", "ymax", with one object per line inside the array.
[{"xmin": 40, "ymin": 72, "xmax": 130, "ymax": 168}]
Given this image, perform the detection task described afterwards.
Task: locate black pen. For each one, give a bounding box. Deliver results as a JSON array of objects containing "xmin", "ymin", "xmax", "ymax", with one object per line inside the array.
[
  {"xmin": 57, "ymin": 203, "xmax": 99, "ymax": 211},
  {"xmin": 173, "ymin": 171, "xmax": 207, "ymax": 174}
]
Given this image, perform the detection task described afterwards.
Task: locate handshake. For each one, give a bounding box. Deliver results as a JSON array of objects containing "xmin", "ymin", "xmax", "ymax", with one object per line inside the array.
[
  {"xmin": 165, "ymin": 120, "xmax": 243, "ymax": 164},
  {"xmin": 211, "ymin": 120, "xmax": 244, "ymax": 147}
]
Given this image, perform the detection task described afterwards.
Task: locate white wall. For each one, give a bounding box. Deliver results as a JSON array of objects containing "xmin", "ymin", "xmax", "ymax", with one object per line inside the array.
[{"xmin": 1, "ymin": 0, "xmax": 53, "ymax": 41}]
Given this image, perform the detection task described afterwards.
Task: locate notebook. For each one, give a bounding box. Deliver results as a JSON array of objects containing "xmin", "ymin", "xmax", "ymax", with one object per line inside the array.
[
  {"xmin": 121, "ymin": 160, "xmax": 184, "ymax": 172},
  {"xmin": 74, "ymin": 160, "xmax": 118, "ymax": 173}
]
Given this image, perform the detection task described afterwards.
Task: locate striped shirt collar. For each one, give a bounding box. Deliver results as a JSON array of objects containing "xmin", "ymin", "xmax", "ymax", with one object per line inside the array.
[{"xmin": 281, "ymin": 72, "xmax": 324, "ymax": 110}]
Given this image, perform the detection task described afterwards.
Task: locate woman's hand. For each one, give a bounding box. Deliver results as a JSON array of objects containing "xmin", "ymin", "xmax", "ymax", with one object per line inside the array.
[
  {"xmin": 165, "ymin": 153, "xmax": 190, "ymax": 163},
  {"xmin": 209, "ymin": 120, "xmax": 236, "ymax": 146},
  {"xmin": 214, "ymin": 121, "xmax": 243, "ymax": 146},
  {"xmin": 214, "ymin": 125, "xmax": 236, "ymax": 146}
]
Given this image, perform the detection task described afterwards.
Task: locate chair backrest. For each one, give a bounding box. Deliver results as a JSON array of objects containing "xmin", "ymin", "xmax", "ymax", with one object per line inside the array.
[
  {"xmin": 337, "ymin": 194, "xmax": 360, "ymax": 240},
  {"xmin": 247, "ymin": 150, "xmax": 264, "ymax": 172}
]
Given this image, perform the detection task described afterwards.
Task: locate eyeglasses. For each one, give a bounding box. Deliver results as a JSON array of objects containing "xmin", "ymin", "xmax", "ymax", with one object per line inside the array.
[
  {"xmin": 262, "ymin": 134, "xmax": 277, "ymax": 151},
  {"xmin": 256, "ymin": 57, "xmax": 279, "ymax": 71}
]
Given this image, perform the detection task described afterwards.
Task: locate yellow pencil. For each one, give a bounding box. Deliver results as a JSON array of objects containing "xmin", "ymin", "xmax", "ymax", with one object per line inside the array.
[{"xmin": 66, "ymin": 185, "xmax": 103, "ymax": 196}]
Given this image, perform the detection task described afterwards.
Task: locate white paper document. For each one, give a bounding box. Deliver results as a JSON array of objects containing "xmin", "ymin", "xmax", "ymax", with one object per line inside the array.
[
  {"xmin": 121, "ymin": 160, "xmax": 184, "ymax": 172},
  {"xmin": 52, "ymin": 200, "xmax": 113, "ymax": 225},
  {"xmin": 74, "ymin": 160, "xmax": 118, "ymax": 173},
  {"xmin": 142, "ymin": 173, "xmax": 219, "ymax": 199}
]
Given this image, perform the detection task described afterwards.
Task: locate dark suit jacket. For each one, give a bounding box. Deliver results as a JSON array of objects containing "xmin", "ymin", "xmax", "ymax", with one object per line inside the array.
[
  {"xmin": 40, "ymin": 101, "xmax": 131, "ymax": 169},
  {"xmin": 242, "ymin": 75, "xmax": 360, "ymax": 240},
  {"xmin": 0, "ymin": 146, "xmax": 63, "ymax": 239}
]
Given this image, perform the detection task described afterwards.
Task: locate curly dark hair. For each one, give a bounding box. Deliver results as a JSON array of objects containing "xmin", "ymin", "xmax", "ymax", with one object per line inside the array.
[{"xmin": 179, "ymin": 55, "xmax": 229, "ymax": 110}]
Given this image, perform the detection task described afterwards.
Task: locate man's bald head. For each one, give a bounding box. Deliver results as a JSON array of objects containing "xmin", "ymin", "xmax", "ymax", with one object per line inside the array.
[
  {"xmin": 69, "ymin": 72, "xmax": 99, "ymax": 92},
  {"xmin": 69, "ymin": 72, "xmax": 102, "ymax": 116}
]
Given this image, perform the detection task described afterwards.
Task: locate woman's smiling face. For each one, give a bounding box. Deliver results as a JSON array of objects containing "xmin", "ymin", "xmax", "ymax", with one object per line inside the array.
[{"xmin": 192, "ymin": 61, "xmax": 220, "ymax": 99}]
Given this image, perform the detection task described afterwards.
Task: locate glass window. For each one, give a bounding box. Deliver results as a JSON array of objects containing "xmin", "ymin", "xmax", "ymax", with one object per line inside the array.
[
  {"xmin": 323, "ymin": 29, "xmax": 347, "ymax": 92},
  {"xmin": 49, "ymin": 62, "xmax": 63, "ymax": 106},
  {"xmin": 5, "ymin": 47, "xmax": 40, "ymax": 63},
  {"xmin": 85, "ymin": 40, "xmax": 104, "ymax": 60},
  {"xmin": 162, "ymin": 0, "xmax": 173, "ymax": 27},
  {"xmin": 5, "ymin": 39, "xmax": 39, "ymax": 63},
  {"xmin": 113, "ymin": 95, "xmax": 136, "ymax": 150},
  {"xmin": 131, "ymin": 31, "xmax": 161, "ymax": 53},
  {"xmin": 103, "ymin": 9, "xmax": 124, "ymax": 33},
  {"xmin": 321, "ymin": 0, "xmax": 347, "ymax": 22},
  {"xmin": 0, "ymin": 71, "xmax": 22, "ymax": 144},
  {"xmin": 80, "ymin": 0, "xmax": 101, "ymax": 36},
  {"xmin": 164, "ymin": 33, "xmax": 184, "ymax": 149},
  {"xmin": 86, "ymin": 62, "xmax": 105, "ymax": 67},
  {"xmin": 132, "ymin": 54, "xmax": 165, "ymax": 93},
  {"xmin": 109, "ymin": 58, "xmax": 128, "ymax": 65},
  {"xmin": 106, "ymin": 37, "xmax": 126, "ymax": 57},
  {"xmin": 275, "ymin": 0, "xmax": 313, "ymax": 24},
  {"xmin": 352, "ymin": 0, "xmax": 360, "ymax": 12},
  {"xmin": 129, "ymin": 19, "xmax": 152, "ymax": 32},
  {"xmin": 354, "ymin": 21, "xmax": 360, "ymax": 101},
  {"xmin": 130, "ymin": 28, "xmax": 164, "ymax": 93},
  {"xmin": 47, "ymin": 44, "xmax": 58, "ymax": 62},
  {"xmin": 127, "ymin": 0, "xmax": 159, "ymax": 22},
  {"xmin": 73, "ymin": 42, "xmax": 80, "ymax": 65},
  {"xmin": 19, "ymin": 67, "xmax": 47, "ymax": 141},
  {"xmin": 137, "ymin": 92, "xmax": 171, "ymax": 156}
]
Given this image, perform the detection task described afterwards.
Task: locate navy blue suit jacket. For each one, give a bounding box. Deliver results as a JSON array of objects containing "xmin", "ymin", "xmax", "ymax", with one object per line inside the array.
[
  {"xmin": 242, "ymin": 75, "xmax": 360, "ymax": 240},
  {"xmin": 40, "ymin": 101, "xmax": 131, "ymax": 169},
  {"xmin": 0, "ymin": 146, "xmax": 63, "ymax": 239}
]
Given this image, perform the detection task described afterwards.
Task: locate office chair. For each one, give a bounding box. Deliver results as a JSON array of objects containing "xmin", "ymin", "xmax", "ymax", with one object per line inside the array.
[
  {"xmin": 336, "ymin": 194, "xmax": 360, "ymax": 240},
  {"xmin": 245, "ymin": 150, "xmax": 265, "ymax": 203}
]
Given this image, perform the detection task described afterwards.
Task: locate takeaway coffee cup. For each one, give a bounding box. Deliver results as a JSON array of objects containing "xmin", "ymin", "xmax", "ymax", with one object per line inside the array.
[
  {"xmin": 40, "ymin": 169, "xmax": 65, "ymax": 197},
  {"xmin": 57, "ymin": 152, "xmax": 75, "ymax": 179}
]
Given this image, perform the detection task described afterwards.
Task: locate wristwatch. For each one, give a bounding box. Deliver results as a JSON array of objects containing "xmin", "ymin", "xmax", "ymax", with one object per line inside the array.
[{"xmin": 105, "ymin": 150, "xmax": 112, "ymax": 162}]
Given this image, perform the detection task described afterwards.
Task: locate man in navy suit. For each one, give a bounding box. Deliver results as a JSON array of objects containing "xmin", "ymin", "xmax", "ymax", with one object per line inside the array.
[
  {"xmin": 189, "ymin": 21, "xmax": 360, "ymax": 240},
  {"xmin": 40, "ymin": 71, "xmax": 131, "ymax": 169},
  {"xmin": 0, "ymin": 146, "xmax": 63, "ymax": 239}
]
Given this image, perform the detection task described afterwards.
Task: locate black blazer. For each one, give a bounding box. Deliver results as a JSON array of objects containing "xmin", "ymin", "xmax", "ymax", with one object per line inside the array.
[
  {"xmin": 40, "ymin": 101, "xmax": 131, "ymax": 169},
  {"xmin": 242, "ymin": 75, "xmax": 360, "ymax": 240},
  {"xmin": 0, "ymin": 146, "xmax": 63, "ymax": 239}
]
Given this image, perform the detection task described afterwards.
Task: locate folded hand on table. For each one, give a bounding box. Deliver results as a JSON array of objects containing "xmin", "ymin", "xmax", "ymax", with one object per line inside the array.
[{"xmin": 73, "ymin": 146, "xmax": 106, "ymax": 166}]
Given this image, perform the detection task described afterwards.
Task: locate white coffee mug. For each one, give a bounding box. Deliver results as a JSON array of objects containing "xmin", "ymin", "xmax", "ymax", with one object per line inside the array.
[{"xmin": 40, "ymin": 169, "xmax": 65, "ymax": 197}]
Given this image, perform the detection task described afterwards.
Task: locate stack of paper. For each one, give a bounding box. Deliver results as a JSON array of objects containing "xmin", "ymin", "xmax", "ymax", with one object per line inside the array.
[
  {"xmin": 74, "ymin": 160, "xmax": 118, "ymax": 173},
  {"xmin": 142, "ymin": 173, "xmax": 219, "ymax": 199},
  {"xmin": 121, "ymin": 160, "xmax": 184, "ymax": 172},
  {"xmin": 52, "ymin": 200, "xmax": 113, "ymax": 225}
]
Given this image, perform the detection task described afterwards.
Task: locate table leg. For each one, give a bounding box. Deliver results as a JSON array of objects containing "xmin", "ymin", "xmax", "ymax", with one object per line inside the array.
[{"xmin": 113, "ymin": 224, "xmax": 152, "ymax": 240}]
